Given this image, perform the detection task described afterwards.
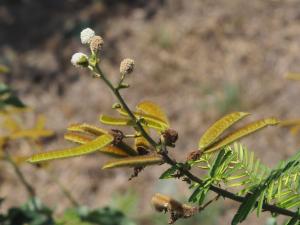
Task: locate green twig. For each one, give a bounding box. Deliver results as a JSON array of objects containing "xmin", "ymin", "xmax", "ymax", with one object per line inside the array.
[{"xmin": 93, "ymin": 64, "xmax": 158, "ymax": 148}]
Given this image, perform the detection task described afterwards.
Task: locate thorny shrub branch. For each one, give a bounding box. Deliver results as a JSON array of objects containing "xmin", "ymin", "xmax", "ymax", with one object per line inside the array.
[
  {"xmin": 28, "ymin": 27, "xmax": 300, "ymax": 224},
  {"xmin": 90, "ymin": 39, "xmax": 300, "ymax": 222}
]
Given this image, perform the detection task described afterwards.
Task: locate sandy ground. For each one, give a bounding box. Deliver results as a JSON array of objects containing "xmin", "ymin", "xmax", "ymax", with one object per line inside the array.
[{"xmin": 1, "ymin": 0, "xmax": 300, "ymax": 224}]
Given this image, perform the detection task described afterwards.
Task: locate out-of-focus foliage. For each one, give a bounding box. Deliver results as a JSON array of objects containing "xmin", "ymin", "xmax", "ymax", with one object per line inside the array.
[
  {"xmin": 0, "ymin": 83, "xmax": 25, "ymax": 110},
  {"xmin": 0, "ymin": 198, "xmax": 135, "ymax": 225}
]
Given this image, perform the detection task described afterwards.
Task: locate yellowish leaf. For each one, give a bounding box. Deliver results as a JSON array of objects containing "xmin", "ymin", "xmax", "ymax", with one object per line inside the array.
[
  {"xmin": 64, "ymin": 132, "xmax": 93, "ymax": 144},
  {"xmin": 290, "ymin": 125, "xmax": 300, "ymax": 136},
  {"xmin": 13, "ymin": 155, "xmax": 30, "ymax": 165},
  {"xmin": 115, "ymin": 107, "xmax": 169, "ymax": 131},
  {"xmin": 0, "ymin": 107, "xmax": 30, "ymax": 116},
  {"xmin": 99, "ymin": 145, "xmax": 130, "ymax": 157},
  {"xmin": 134, "ymin": 127, "xmax": 151, "ymax": 151},
  {"xmin": 286, "ymin": 72, "xmax": 300, "ymax": 81},
  {"xmin": 67, "ymin": 123, "xmax": 108, "ymax": 136},
  {"xmin": 141, "ymin": 119, "xmax": 166, "ymax": 131},
  {"xmin": 99, "ymin": 114, "xmax": 132, "ymax": 126},
  {"xmin": 204, "ymin": 117, "xmax": 279, "ymax": 153},
  {"xmin": 10, "ymin": 129, "xmax": 54, "ymax": 140},
  {"xmin": 136, "ymin": 100, "xmax": 169, "ymax": 126},
  {"xmin": 102, "ymin": 154, "xmax": 163, "ymax": 169},
  {"xmin": 135, "ymin": 135, "xmax": 150, "ymax": 150},
  {"xmin": 280, "ymin": 120, "xmax": 300, "ymax": 127},
  {"xmin": 27, "ymin": 134, "xmax": 114, "ymax": 163},
  {"xmin": 3, "ymin": 116, "xmax": 20, "ymax": 132},
  {"xmin": 65, "ymin": 132, "xmax": 130, "ymax": 157},
  {"xmin": 35, "ymin": 115, "xmax": 46, "ymax": 130},
  {"xmin": 199, "ymin": 112, "xmax": 250, "ymax": 150}
]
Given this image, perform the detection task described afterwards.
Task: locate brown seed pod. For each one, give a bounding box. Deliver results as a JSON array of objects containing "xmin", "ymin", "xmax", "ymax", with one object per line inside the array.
[{"xmin": 151, "ymin": 193, "xmax": 197, "ymax": 224}]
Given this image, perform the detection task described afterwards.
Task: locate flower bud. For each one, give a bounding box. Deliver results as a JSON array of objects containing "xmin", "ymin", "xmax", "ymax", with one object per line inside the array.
[
  {"xmin": 90, "ymin": 35, "xmax": 104, "ymax": 53},
  {"xmin": 71, "ymin": 52, "xmax": 89, "ymax": 68},
  {"xmin": 120, "ymin": 58, "xmax": 135, "ymax": 75},
  {"xmin": 80, "ymin": 28, "xmax": 95, "ymax": 44}
]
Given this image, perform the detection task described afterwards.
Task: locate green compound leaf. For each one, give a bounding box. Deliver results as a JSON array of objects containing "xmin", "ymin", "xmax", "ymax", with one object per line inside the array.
[
  {"xmin": 231, "ymin": 190, "xmax": 263, "ymax": 225},
  {"xmin": 159, "ymin": 166, "xmax": 177, "ymax": 179},
  {"xmin": 209, "ymin": 149, "xmax": 232, "ymax": 178},
  {"xmin": 199, "ymin": 112, "xmax": 250, "ymax": 150},
  {"xmin": 102, "ymin": 155, "xmax": 163, "ymax": 169},
  {"xmin": 27, "ymin": 134, "xmax": 114, "ymax": 163},
  {"xmin": 188, "ymin": 185, "xmax": 201, "ymax": 203},
  {"xmin": 204, "ymin": 117, "xmax": 279, "ymax": 153},
  {"xmin": 99, "ymin": 114, "xmax": 132, "ymax": 126}
]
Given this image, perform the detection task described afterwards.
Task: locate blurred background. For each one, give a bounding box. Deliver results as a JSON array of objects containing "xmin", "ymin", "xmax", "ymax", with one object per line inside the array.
[{"xmin": 1, "ymin": 0, "xmax": 300, "ymax": 224}]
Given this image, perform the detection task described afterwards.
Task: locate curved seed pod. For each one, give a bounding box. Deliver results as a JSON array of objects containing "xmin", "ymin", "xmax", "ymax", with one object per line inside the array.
[
  {"xmin": 102, "ymin": 154, "xmax": 163, "ymax": 169},
  {"xmin": 204, "ymin": 117, "xmax": 279, "ymax": 153},
  {"xmin": 99, "ymin": 114, "xmax": 132, "ymax": 126},
  {"xmin": 64, "ymin": 132, "xmax": 93, "ymax": 144},
  {"xmin": 136, "ymin": 101, "xmax": 169, "ymax": 126},
  {"xmin": 67, "ymin": 123, "xmax": 108, "ymax": 136},
  {"xmin": 199, "ymin": 112, "xmax": 250, "ymax": 150},
  {"xmin": 151, "ymin": 193, "xmax": 197, "ymax": 222},
  {"xmin": 27, "ymin": 134, "xmax": 114, "ymax": 163}
]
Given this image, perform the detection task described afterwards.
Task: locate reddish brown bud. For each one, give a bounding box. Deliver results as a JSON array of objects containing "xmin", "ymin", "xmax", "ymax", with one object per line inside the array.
[
  {"xmin": 186, "ymin": 150, "xmax": 202, "ymax": 161},
  {"xmin": 162, "ymin": 129, "xmax": 178, "ymax": 146}
]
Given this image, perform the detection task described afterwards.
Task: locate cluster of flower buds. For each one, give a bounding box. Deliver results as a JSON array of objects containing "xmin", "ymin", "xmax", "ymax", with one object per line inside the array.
[
  {"xmin": 71, "ymin": 28, "xmax": 135, "ymax": 78},
  {"xmin": 71, "ymin": 27, "xmax": 104, "ymax": 68}
]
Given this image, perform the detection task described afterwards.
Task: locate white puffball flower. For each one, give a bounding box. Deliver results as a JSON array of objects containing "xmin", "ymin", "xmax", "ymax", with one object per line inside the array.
[
  {"xmin": 80, "ymin": 28, "xmax": 95, "ymax": 44},
  {"xmin": 71, "ymin": 52, "xmax": 88, "ymax": 68},
  {"xmin": 120, "ymin": 58, "xmax": 135, "ymax": 75}
]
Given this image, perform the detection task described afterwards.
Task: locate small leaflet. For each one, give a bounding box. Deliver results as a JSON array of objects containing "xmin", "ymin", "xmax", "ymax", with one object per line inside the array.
[
  {"xmin": 27, "ymin": 134, "xmax": 114, "ymax": 163},
  {"xmin": 199, "ymin": 112, "xmax": 250, "ymax": 150}
]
